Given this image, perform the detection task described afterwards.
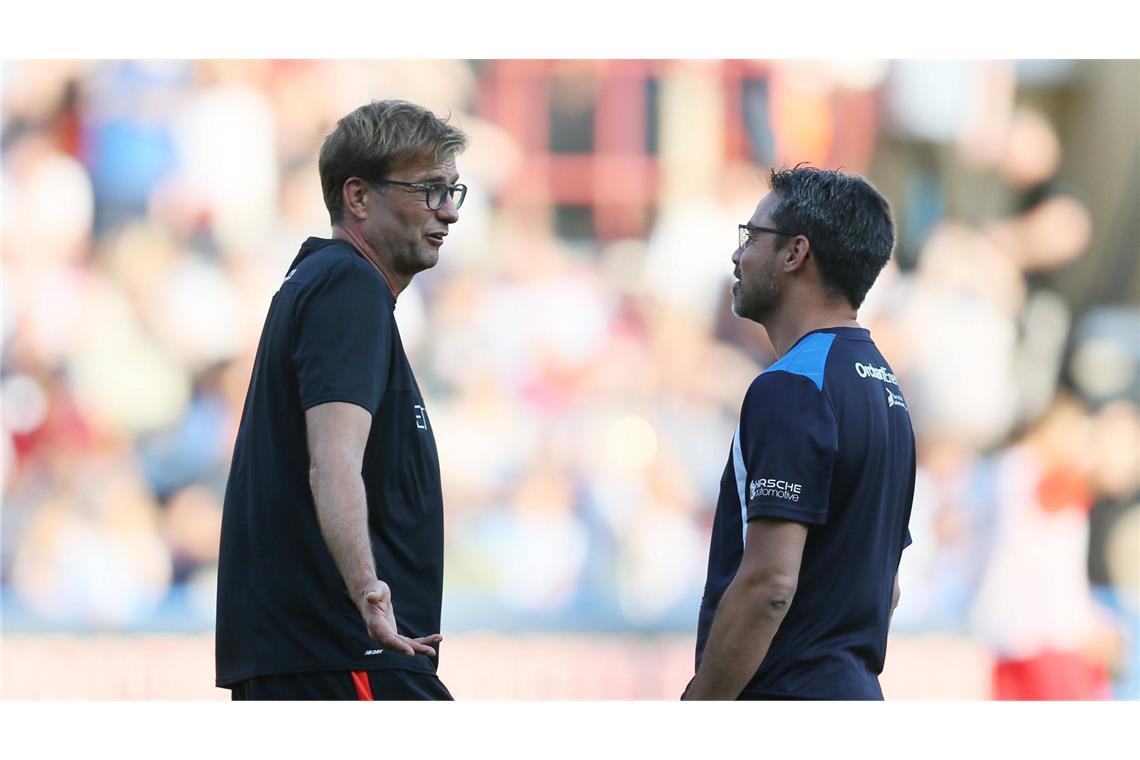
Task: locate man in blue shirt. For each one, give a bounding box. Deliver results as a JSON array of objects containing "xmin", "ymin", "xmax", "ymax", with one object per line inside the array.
[{"xmin": 685, "ymin": 166, "xmax": 915, "ymax": 700}]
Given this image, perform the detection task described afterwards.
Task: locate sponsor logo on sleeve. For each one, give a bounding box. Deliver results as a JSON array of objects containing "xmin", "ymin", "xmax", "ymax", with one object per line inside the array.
[
  {"xmin": 885, "ymin": 387, "xmax": 908, "ymax": 410},
  {"xmin": 414, "ymin": 404, "xmax": 429, "ymax": 430},
  {"xmin": 749, "ymin": 478, "xmax": 802, "ymax": 503},
  {"xmin": 854, "ymin": 361, "xmax": 899, "ymax": 386}
]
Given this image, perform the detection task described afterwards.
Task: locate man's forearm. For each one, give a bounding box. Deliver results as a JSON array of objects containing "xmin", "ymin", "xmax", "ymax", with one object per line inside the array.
[
  {"xmin": 686, "ymin": 576, "xmax": 794, "ymax": 700},
  {"xmin": 310, "ymin": 462, "xmax": 376, "ymax": 606}
]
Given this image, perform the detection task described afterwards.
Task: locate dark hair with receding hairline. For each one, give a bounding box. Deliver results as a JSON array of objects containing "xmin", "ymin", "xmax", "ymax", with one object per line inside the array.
[
  {"xmin": 319, "ymin": 99, "xmax": 469, "ymax": 225},
  {"xmin": 768, "ymin": 165, "xmax": 896, "ymax": 309}
]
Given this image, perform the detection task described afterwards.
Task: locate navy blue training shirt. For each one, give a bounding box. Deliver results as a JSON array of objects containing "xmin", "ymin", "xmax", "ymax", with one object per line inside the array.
[
  {"xmin": 216, "ymin": 237, "xmax": 444, "ymax": 687},
  {"xmin": 695, "ymin": 327, "xmax": 915, "ymax": 699}
]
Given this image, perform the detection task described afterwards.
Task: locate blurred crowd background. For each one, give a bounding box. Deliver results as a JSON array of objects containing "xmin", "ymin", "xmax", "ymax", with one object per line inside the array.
[{"xmin": 1, "ymin": 60, "xmax": 1137, "ymax": 699}]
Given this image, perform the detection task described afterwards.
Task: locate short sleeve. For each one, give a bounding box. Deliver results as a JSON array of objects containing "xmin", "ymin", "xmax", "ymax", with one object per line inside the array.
[
  {"xmin": 739, "ymin": 372, "xmax": 838, "ymax": 527},
  {"xmin": 292, "ymin": 261, "xmax": 392, "ymax": 414}
]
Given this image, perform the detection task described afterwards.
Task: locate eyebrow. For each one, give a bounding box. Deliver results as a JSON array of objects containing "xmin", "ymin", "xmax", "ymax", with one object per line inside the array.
[{"xmin": 418, "ymin": 171, "xmax": 460, "ymax": 184}]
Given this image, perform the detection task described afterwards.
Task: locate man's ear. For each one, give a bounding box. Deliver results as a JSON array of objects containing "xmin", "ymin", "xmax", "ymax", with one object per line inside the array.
[
  {"xmin": 341, "ymin": 177, "xmax": 372, "ymax": 221},
  {"xmin": 783, "ymin": 235, "xmax": 811, "ymax": 273}
]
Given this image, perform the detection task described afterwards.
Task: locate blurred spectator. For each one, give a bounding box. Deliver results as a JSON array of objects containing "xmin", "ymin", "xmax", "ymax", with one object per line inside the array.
[
  {"xmin": 80, "ymin": 61, "xmax": 188, "ymax": 235},
  {"xmin": 9, "ymin": 463, "xmax": 173, "ymax": 627},
  {"xmin": 968, "ymin": 396, "xmax": 1126, "ymax": 699}
]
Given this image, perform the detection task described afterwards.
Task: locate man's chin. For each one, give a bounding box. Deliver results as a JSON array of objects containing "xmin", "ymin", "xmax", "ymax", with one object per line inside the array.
[{"xmin": 731, "ymin": 294, "xmax": 750, "ymax": 320}]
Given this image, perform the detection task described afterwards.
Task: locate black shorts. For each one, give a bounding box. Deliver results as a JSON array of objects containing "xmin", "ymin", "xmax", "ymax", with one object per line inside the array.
[{"xmin": 229, "ymin": 669, "xmax": 453, "ymax": 701}]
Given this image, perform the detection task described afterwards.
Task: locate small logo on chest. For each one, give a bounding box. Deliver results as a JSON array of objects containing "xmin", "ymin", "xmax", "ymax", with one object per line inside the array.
[{"xmin": 414, "ymin": 404, "xmax": 430, "ymax": 430}]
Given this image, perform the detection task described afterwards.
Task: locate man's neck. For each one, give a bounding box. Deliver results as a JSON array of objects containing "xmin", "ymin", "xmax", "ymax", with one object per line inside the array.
[
  {"xmin": 331, "ymin": 225, "xmax": 404, "ymax": 297},
  {"xmin": 763, "ymin": 305, "xmax": 861, "ymax": 357}
]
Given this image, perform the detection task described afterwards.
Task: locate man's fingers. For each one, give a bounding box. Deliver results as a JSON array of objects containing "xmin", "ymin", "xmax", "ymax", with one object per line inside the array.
[
  {"xmin": 378, "ymin": 633, "xmax": 416, "ymax": 656},
  {"xmin": 382, "ymin": 634, "xmax": 429, "ymax": 657},
  {"xmin": 412, "ymin": 634, "xmax": 443, "ymax": 644},
  {"xmin": 374, "ymin": 638, "xmax": 432, "ymax": 657},
  {"xmin": 404, "ymin": 637, "xmax": 438, "ymax": 656}
]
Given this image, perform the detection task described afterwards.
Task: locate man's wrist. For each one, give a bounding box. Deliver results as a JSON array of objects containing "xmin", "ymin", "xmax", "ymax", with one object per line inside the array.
[{"xmin": 355, "ymin": 578, "xmax": 381, "ymax": 606}]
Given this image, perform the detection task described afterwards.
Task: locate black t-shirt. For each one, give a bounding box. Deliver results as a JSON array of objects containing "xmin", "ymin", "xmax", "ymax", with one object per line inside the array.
[
  {"xmin": 216, "ymin": 238, "xmax": 444, "ymax": 687},
  {"xmin": 695, "ymin": 327, "xmax": 915, "ymax": 699}
]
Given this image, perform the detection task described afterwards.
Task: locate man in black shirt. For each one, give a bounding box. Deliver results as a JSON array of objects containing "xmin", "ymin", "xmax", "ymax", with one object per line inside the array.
[
  {"xmin": 684, "ymin": 166, "xmax": 914, "ymax": 700},
  {"xmin": 216, "ymin": 100, "xmax": 468, "ymax": 700}
]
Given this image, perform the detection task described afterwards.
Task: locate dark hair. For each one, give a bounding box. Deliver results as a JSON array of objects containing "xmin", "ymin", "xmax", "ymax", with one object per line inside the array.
[
  {"xmin": 319, "ymin": 99, "xmax": 469, "ymax": 225},
  {"xmin": 768, "ymin": 165, "xmax": 895, "ymax": 309}
]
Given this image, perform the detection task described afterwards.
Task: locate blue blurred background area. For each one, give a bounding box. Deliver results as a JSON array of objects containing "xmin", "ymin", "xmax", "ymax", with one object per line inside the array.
[{"xmin": 1, "ymin": 60, "xmax": 1137, "ymax": 699}]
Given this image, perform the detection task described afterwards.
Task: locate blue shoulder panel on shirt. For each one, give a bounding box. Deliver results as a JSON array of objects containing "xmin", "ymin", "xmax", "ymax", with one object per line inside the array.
[{"xmin": 761, "ymin": 332, "xmax": 837, "ymax": 391}]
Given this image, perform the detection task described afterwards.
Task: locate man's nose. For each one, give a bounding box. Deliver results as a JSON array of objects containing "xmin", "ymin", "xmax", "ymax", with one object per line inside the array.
[{"xmin": 436, "ymin": 195, "xmax": 460, "ymax": 223}]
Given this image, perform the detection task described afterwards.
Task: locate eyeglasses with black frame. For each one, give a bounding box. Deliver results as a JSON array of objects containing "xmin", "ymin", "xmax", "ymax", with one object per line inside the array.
[
  {"xmin": 373, "ymin": 179, "xmax": 468, "ymax": 210},
  {"xmin": 739, "ymin": 223, "xmax": 799, "ymax": 250}
]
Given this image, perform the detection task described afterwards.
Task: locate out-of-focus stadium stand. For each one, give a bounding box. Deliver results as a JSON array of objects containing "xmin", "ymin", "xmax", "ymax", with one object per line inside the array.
[{"xmin": 1, "ymin": 60, "xmax": 1137, "ymax": 699}]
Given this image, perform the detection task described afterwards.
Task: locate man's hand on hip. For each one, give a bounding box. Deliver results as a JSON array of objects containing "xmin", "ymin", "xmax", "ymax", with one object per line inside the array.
[{"xmin": 358, "ymin": 579, "xmax": 442, "ymax": 657}]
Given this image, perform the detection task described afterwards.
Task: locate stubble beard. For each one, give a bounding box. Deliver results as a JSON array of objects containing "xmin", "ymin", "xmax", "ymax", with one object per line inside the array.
[{"xmin": 732, "ymin": 263, "xmax": 781, "ymax": 324}]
